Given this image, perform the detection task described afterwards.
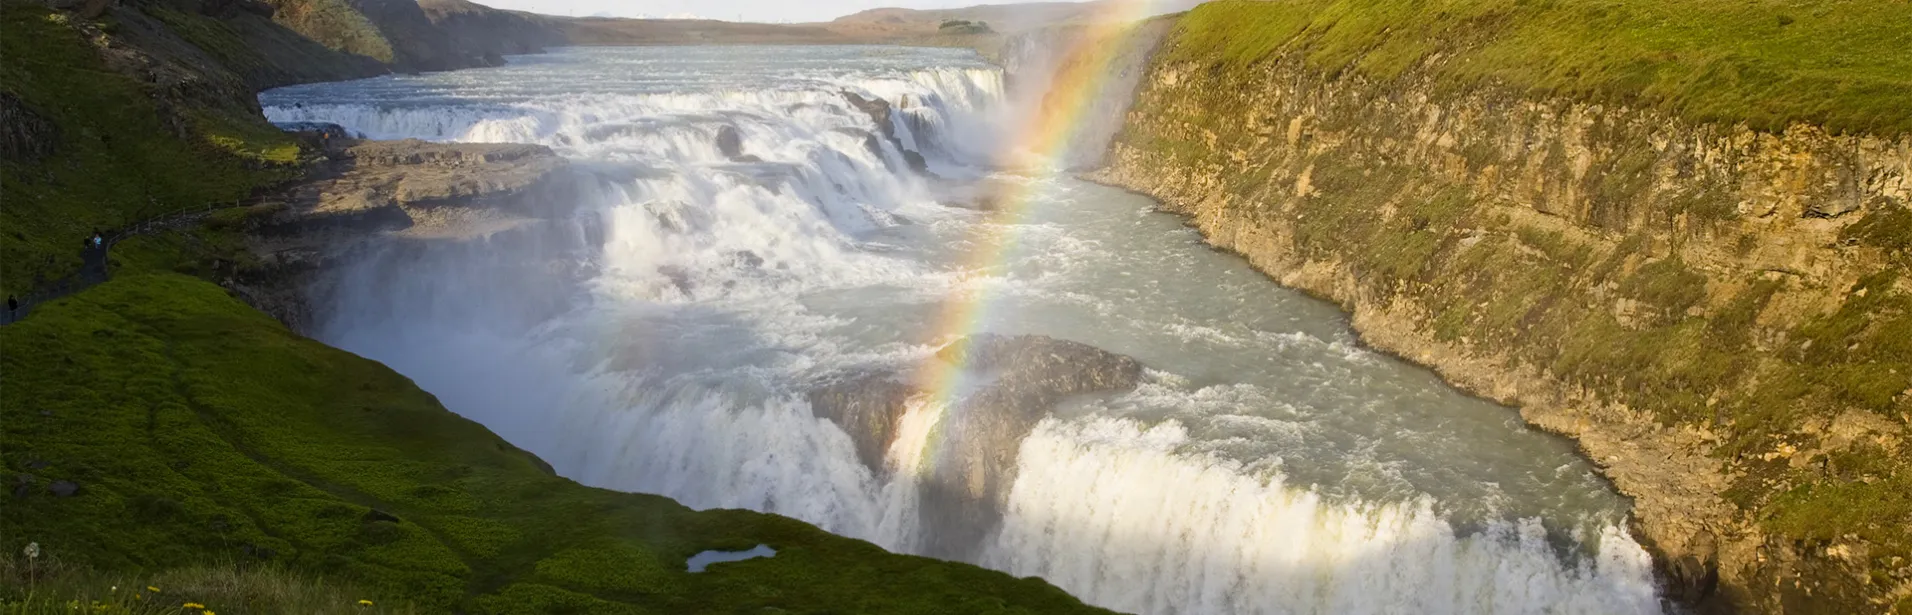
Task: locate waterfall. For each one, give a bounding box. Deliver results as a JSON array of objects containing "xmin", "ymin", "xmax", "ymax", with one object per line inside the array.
[{"xmin": 263, "ymin": 45, "xmax": 1665, "ymax": 614}]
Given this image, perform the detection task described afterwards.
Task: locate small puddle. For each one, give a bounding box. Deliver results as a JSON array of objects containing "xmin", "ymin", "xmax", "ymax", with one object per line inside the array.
[{"xmin": 686, "ymin": 544, "xmax": 777, "ymax": 572}]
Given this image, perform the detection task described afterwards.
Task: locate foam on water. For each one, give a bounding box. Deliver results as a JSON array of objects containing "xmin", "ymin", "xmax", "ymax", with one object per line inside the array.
[{"xmin": 268, "ymin": 46, "xmax": 1667, "ymax": 614}]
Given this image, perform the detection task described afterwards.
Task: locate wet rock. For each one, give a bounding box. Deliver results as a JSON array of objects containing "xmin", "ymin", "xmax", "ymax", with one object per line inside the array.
[
  {"xmin": 11, "ymin": 474, "xmax": 34, "ymax": 499},
  {"xmin": 48, "ymin": 480, "xmax": 80, "ymax": 498},
  {"xmin": 842, "ymin": 92, "xmax": 931, "ymax": 175},
  {"xmin": 1667, "ymin": 529, "xmax": 1722, "ymax": 608},
  {"xmin": 918, "ymin": 334, "xmax": 1142, "ymax": 558},
  {"xmin": 717, "ymin": 126, "xmax": 744, "ymax": 158},
  {"xmin": 807, "ymin": 334, "xmax": 1143, "ymax": 560},
  {"xmin": 24, "ymin": 460, "xmax": 50, "ymax": 470},
  {"xmin": 809, "ymin": 374, "xmax": 916, "ymax": 472},
  {"xmin": 715, "ymin": 126, "xmax": 765, "ymax": 163},
  {"xmin": 728, "ymin": 250, "xmax": 765, "ymax": 270},
  {"xmin": 657, "ymin": 265, "xmax": 695, "ymax": 295},
  {"xmin": 363, "ymin": 509, "xmax": 402, "ymax": 524}
]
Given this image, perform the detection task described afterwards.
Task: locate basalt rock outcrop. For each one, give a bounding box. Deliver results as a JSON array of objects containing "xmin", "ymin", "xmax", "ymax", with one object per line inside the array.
[
  {"xmin": 809, "ymin": 334, "xmax": 1143, "ymax": 559},
  {"xmin": 1092, "ymin": 6, "xmax": 1912, "ymax": 613},
  {"xmin": 237, "ymin": 139, "xmax": 577, "ymax": 330}
]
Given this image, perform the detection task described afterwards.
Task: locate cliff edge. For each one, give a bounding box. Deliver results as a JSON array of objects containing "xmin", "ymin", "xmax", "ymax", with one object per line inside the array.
[{"xmin": 1093, "ymin": 2, "xmax": 1911, "ymax": 613}]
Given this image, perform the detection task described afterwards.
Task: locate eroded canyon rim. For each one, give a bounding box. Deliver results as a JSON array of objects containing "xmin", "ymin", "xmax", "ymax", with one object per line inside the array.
[{"xmin": 261, "ymin": 42, "xmax": 1663, "ymax": 615}]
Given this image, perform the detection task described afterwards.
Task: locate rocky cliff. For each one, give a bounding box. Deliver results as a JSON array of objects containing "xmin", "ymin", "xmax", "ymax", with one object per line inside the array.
[
  {"xmin": 233, "ymin": 137, "xmax": 578, "ymax": 330},
  {"xmin": 1092, "ymin": 2, "xmax": 1912, "ymax": 613}
]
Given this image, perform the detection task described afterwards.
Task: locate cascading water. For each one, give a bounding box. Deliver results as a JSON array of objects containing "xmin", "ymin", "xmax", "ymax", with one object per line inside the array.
[{"xmin": 262, "ymin": 45, "xmax": 1666, "ymax": 614}]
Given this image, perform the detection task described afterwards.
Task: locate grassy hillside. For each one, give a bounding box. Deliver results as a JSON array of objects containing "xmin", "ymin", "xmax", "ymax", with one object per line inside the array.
[
  {"xmin": 0, "ymin": 272, "xmax": 1112, "ymax": 614},
  {"xmin": 1169, "ymin": 0, "xmax": 1912, "ymax": 136},
  {"xmin": 1, "ymin": 1, "xmax": 1119, "ymax": 612},
  {"xmin": 0, "ymin": 1, "xmax": 300, "ymax": 298}
]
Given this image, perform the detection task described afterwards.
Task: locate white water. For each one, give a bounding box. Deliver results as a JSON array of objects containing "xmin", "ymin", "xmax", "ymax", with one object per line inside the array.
[{"xmin": 263, "ymin": 46, "xmax": 1666, "ymax": 614}]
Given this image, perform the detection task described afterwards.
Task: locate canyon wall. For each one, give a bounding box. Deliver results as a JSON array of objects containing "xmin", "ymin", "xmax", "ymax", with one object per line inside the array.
[{"xmin": 1092, "ymin": 4, "xmax": 1912, "ymax": 614}]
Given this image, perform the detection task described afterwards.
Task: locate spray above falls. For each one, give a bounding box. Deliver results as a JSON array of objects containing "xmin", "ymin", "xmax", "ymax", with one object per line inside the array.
[{"xmin": 261, "ymin": 45, "xmax": 1667, "ymax": 614}]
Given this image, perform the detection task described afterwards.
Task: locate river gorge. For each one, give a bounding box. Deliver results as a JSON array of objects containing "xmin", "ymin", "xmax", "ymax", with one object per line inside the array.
[{"xmin": 259, "ymin": 44, "xmax": 1665, "ymax": 614}]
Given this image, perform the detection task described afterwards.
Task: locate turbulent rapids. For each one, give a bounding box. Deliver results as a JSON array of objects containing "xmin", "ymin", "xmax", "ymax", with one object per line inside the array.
[{"xmin": 262, "ymin": 45, "xmax": 1667, "ymax": 614}]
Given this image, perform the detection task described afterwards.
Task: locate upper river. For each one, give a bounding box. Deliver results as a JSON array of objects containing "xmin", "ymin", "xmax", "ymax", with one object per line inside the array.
[{"xmin": 261, "ymin": 45, "xmax": 1665, "ymax": 614}]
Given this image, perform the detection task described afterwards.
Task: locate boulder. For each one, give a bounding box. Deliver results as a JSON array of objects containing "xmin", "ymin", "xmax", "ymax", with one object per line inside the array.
[
  {"xmin": 48, "ymin": 480, "xmax": 80, "ymax": 497},
  {"xmin": 715, "ymin": 126, "xmax": 764, "ymax": 163},
  {"xmin": 807, "ymin": 334, "xmax": 1143, "ymax": 560},
  {"xmin": 842, "ymin": 92, "xmax": 930, "ymax": 175},
  {"xmin": 808, "ymin": 373, "xmax": 916, "ymax": 472}
]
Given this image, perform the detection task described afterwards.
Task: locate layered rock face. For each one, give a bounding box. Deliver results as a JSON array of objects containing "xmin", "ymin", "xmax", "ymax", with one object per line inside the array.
[
  {"xmin": 1093, "ymin": 44, "xmax": 1911, "ymax": 615},
  {"xmin": 238, "ymin": 138, "xmax": 577, "ymax": 330}
]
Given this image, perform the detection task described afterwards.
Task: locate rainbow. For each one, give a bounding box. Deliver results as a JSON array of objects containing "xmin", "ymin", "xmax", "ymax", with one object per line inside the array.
[{"xmin": 910, "ymin": 0, "xmax": 1168, "ymax": 435}]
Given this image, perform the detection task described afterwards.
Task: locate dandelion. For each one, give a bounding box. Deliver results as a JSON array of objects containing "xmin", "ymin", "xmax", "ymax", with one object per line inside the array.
[
  {"xmin": 184, "ymin": 603, "xmax": 205, "ymax": 609},
  {"xmin": 358, "ymin": 599, "xmax": 375, "ymax": 607},
  {"xmin": 22, "ymin": 542, "xmax": 39, "ymax": 559},
  {"xmin": 148, "ymin": 586, "xmax": 161, "ymax": 593}
]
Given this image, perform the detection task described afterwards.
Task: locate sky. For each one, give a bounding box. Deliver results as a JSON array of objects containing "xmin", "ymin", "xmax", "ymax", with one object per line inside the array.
[{"xmin": 474, "ymin": 0, "xmax": 1062, "ymax": 23}]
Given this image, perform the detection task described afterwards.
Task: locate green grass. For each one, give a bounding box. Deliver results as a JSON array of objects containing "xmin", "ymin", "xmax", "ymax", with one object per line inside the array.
[
  {"xmin": 0, "ymin": 273, "xmax": 1115, "ymax": 614},
  {"xmin": 0, "ymin": 2, "xmax": 299, "ymax": 297},
  {"xmin": 2, "ymin": 559, "xmax": 409, "ymax": 615},
  {"xmin": 1167, "ymin": 0, "xmax": 1912, "ymax": 136}
]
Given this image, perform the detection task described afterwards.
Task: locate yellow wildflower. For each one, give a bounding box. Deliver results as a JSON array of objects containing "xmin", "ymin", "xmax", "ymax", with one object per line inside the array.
[
  {"xmin": 147, "ymin": 587, "xmax": 161, "ymax": 593},
  {"xmin": 358, "ymin": 599, "xmax": 375, "ymax": 607},
  {"xmin": 184, "ymin": 603, "xmax": 205, "ymax": 609},
  {"xmin": 203, "ymin": 611, "xmax": 215, "ymax": 615}
]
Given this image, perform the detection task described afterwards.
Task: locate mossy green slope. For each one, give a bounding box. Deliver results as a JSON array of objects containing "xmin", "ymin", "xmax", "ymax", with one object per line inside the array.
[
  {"xmin": 1170, "ymin": 0, "xmax": 1912, "ymax": 136},
  {"xmin": 0, "ymin": 1, "xmax": 300, "ymax": 297},
  {"xmin": 1, "ymin": 272, "xmax": 1112, "ymax": 614}
]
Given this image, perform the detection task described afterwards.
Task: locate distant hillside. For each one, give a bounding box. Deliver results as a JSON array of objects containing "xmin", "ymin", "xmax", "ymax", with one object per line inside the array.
[
  {"xmin": 550, "ymin": 1, "xmax": 1207, "ymax": 50},
  {"xmin": 417, "ymin": 0, "xmax": 563, "ymax": 64},
  {"xmin": 834, "ymin": 0, "xmax": 1204, "ymax": 34},
  {"xmin": 557, "ymin": 17, "xmax": 850, "ymax": 46},
  {"xmin": 258, "ymin": 0, "xmax": 556, "ymax": 72}
]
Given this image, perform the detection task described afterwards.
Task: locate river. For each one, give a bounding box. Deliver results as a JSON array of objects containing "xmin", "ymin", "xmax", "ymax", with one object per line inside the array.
[{"xmin": 261, "ymin": 45, "xmax": 1665, "ymax": 614}]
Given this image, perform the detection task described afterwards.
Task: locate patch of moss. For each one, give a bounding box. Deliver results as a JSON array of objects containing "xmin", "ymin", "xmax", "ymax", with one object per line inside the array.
[
  {"xmin": 1843, "ymin": 205, "xmax": 1912, "ymax": 264},
  {"xmin": 0, "ymin": 273, "xmax": 1115, "ymax": 614},
  {"xmin": 1618, "ymin": 258, "xmax": 1709, "ymax": 316}
]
